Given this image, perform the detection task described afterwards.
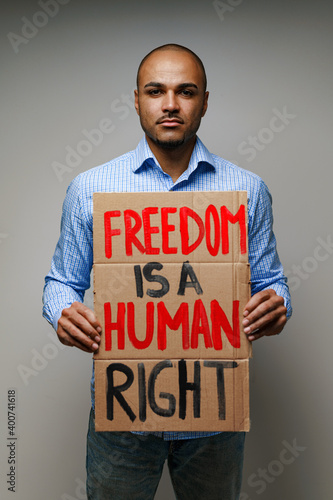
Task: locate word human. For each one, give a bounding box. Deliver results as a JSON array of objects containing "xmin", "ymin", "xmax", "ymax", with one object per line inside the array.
[
  {"xmin": 104, "ymin": 298, "xmax": 240, "ymax": 352},
  {"xmin": 104, "ymin": 203, "xmax": 247, "ymax": 258},
  {"xmin": 106, "ymin": 359, "xmax": 238, "ymax": 423}
]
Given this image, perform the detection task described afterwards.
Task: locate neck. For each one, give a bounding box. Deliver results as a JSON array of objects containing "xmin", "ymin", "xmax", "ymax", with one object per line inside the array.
[{"xmin": 146, "ymin": 136, "xmax": 197, "ymax": 182}]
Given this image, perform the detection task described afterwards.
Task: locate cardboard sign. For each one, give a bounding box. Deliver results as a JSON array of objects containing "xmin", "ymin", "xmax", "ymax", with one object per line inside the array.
[
  {"xmin": 93, "ymin": 191, "xmax": 251, "ymax": 432},
  {"xmin": 95, "ymin": 359, "xmax": 249, "ymax": 432}
]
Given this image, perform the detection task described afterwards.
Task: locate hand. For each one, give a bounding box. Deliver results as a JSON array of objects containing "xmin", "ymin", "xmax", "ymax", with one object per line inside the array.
[
  {"xmin": 242, "ymin": 289, "xmax": 287, "ymax": 341},
  {"xmin": 57, "ymin": 302, "xmax": 102, "ymax": 353}
]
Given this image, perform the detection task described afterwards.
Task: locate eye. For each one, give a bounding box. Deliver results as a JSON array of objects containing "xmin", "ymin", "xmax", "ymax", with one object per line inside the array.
[
  {"xmin": 179, "ymin": 89, "xmax": 193, "ymax": 97},
  {"xmin": 148, "ymin": 89, "xmax": 163, "ymax": 96}
]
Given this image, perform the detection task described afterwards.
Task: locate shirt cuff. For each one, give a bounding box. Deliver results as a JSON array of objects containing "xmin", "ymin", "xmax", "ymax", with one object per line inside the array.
[{"xmin": 53, "ymin": 309, "xmax": 63, "ymax": 332}]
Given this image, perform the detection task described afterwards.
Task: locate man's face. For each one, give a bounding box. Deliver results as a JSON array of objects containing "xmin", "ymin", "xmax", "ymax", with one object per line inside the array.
[{"xmin": 135, "ymin": 50, "xmax": 208, "ymax": 150}]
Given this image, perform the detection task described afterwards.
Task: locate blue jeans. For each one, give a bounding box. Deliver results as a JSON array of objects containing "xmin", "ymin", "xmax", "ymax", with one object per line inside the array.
[{"xmin": 86, "ymin": 409, "xmax": 245, "ymax": 499}]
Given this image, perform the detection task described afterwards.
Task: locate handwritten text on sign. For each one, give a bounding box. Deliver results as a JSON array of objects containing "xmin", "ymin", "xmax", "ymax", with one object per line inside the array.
[
  {"xmin": 93, "ymin": 191, "xmax": 251, "ymax": 431},
  {"xmin": 94, "ymin": 358, "xmax": 249, "ymax": 432},
  {"xmin": 103, "ymin": 204, "xmax": 247, "ymax": 258}
]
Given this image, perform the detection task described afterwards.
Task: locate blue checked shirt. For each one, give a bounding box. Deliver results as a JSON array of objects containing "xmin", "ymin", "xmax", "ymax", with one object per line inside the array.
[{"xmin": 43, "ymin": 136, "xmax": 292, "ymax": 440}]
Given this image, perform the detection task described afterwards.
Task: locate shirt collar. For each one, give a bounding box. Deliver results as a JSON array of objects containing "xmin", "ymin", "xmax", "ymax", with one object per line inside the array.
[{"xmin": 132, "ymin": 136, "xmax": 216, "ymax": 175}]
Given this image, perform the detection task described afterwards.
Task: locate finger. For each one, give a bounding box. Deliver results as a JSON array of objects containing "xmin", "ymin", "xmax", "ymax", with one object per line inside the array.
[
  {"xmin": 57, "ymin": 326, "xmax": 97, "ymax": 353},
  {"xmin": 61, "ymin": 306, "xmax": 101, "ymax": 343},
  {"xmin": 58, "ymin": 315, "xmax": 100, "ymax": 351},
  {"xmin": 243, "ymin": 289, "xmax": 278, "ymax": 318},
  {"xmin": 243, "ymin": 300, "xmax": 286, "ymax": 331},
  {"xmin": 247, "ymin": 313, "xmax": 287, "ymax": 341},
  {"xmin": 243, "ymin": 294, "xmax": 285, "ymax": 326},
  {"xmin": 72, "ymin": 302, "xmax": 102, "ymax": 334},
  {"xmin": 244, "ymin": 303, "xmax": 287, "ymax": 335}
]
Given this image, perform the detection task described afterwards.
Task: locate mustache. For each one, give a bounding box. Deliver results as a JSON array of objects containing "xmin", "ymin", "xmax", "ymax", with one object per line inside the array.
[{"xmin": 156, "ymin": 114, "xmax": 184, "ymax": 124}]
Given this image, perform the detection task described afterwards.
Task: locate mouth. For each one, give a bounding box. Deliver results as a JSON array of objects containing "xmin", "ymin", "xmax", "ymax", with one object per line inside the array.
[{"xmin": 158, "ymin": 117, "xmax": 183, "ymax": 127}]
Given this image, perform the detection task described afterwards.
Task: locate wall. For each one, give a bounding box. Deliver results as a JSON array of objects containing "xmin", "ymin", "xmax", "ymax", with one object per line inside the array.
[{"xmin": 1, "ymin": 1, "xmax": 332, "ymax": 498}]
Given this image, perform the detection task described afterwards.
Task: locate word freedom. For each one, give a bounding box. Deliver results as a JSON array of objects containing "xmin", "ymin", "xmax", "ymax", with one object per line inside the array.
[{"xmin": 104, "ymin": 204, "xmax": 247, "ymax": 258}]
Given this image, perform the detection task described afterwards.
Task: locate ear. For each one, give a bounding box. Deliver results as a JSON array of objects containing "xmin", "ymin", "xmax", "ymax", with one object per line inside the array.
[
  {"xmin": 134, "ymin": 89, "xmax": 140, "ymax": 116},
  {"xmin": 201, "ymin": 91, "xmax": 209, "ymax": 117}
]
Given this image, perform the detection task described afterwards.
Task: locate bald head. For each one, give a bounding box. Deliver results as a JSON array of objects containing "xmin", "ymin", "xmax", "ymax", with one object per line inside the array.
[{"xmin": 136, "ymin": 44, "xmax": 207, "ymax": 92}]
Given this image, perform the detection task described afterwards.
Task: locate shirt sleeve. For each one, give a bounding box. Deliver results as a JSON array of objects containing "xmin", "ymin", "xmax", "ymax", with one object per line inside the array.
[
  {"xmin": 42, "ymin": 175, "xmax": 93, "ymax": 330},
  {"xmin": 248, "ymin": 179, "xmax": 292, "ymax": 319}
]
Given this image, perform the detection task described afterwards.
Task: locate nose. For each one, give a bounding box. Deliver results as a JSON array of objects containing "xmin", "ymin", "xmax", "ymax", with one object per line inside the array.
[{"xmin": 162, "ymin": 90, "xmax": 180, "ymax": 113}]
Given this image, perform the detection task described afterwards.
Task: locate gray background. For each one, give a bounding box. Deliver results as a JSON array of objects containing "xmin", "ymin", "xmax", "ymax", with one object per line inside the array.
[{"xmin": 1, "ymin": 0, "xmax": 332, "ymax": 499}]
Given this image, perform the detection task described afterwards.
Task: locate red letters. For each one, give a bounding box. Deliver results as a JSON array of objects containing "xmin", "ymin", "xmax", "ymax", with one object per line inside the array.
[
  {"xmin": 104, "ymin": 302, "xmax": 125, "ymax": 350},
  {"xmin": 103, "ymin": 300, "xmax": 240, "ymax": 352},
  {"xmin": 157, "ymin": 302, "xmax": 189, "ymax": 351},
  {"xmin": 161, "ymin": 207, "xmax": 177, "ymax": 254},
  {"xmin": 127, "ymin": 302, "xmax": 154, "ymax": 349},
  {"xmin": 211, "ymin": 300, "xmax": 240, "ymax": 349},
  {"xmin": 142, "ymin": 207, "xmax": 160, "ymax": 255},
  {"xmin": 104, "ymin": 211, "xmax": 121, "ymax": 259},
  {"xmin": 191, "ymin": 299, "xmax": 213, "ymax": 349},
  {"xmin": 205, "ymin": 205, "xmax": 220, "ymax": 257},
  {"xmin": 221, "ymin": 205, "xmax": 247, "ymax": 255},
  {"xmin": 180, "ymin": 207, "xmax": 205, "ymax": 255},
  {"xmin": 124, "ymin": 209, "xmax": 145, "ymax": 256},
  {"xmin": 104, "ymin": 204, "xmax": 247, "ymax": 258}
]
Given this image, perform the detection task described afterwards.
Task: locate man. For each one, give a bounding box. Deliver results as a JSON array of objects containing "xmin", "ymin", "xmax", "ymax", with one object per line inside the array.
[{"xmin": 43, "ymin": 44, "xmax": 291, "ymax": 499}]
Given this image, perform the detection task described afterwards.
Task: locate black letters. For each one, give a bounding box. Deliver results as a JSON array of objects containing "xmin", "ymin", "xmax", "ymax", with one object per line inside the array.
[
  {"xmin": 106, "ymin": 363, "xmax": 136, "ymax": 422},
  {"xmin": 134, "ymin": 262, "xmax": 170, "ymax": 298},
  {"xmin": 177, "ymin": 261, "xmax": 203, "ymax": 296},
  {"xmin": 178, "ymin": 359, "xmax": 201, "ymax": 419},
  {"xmin": 148, "ymin": 360, "xmax": 176, "ymax": 417},
  {"xmin": 134, "ymin": 265, "xmax": 144, "ymax": 298},
  {"xmin": 203, "ymin": 361, "xmax": 238, "ymax": 420},
  {"xmin": 143, "ymin": 262, "xmax": 170, "ymax": 298},
  {"xmin": 134, "ymin": 261, "xmax": 203, "ymax": 298},
  {"xmin": 105, "ymin": 359, "xmax": 239, "ymax": 424},
  {"xmin": 138, "ymin": 363, "xmax": 147, "ymax": 422}
]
